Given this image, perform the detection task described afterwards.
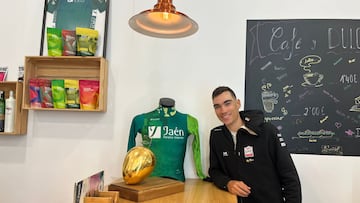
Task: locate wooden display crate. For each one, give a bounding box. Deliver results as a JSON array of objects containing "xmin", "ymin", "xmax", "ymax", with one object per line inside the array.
[
  {"xmin": 0, "ymin": 82, "xmax": 28, "ymax": 135},
  {"xmin": 84, "ymin": 191, "xmax": 120, "ymax": 203},
  {"xmin": 108, "ymin": 177, "xmax": 184, "ymax": 202},
  {"xmin": 22, "ymin": 56, "xmax": 108, "ymax": 112}
]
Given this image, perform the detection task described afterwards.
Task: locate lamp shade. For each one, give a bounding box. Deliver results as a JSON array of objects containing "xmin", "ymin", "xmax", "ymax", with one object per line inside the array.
[{"xmin": 129, "ymin": 0, "xmax": 198, "ymax": 38}]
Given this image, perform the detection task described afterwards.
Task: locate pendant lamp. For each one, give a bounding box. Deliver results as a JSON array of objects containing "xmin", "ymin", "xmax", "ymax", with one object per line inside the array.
[{"xmin": 129, "ymin": 0, "xmax": 198, "ymax": 38}]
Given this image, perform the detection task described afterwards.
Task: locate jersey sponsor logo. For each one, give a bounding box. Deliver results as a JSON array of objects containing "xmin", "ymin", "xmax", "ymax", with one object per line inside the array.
[
  {"xmin": 148, "ymin": 126, "xmax": 161, "ymax": 139},
  {"xmin": 163, "ymin": 126, "xmax": 185, "ymax": 137},
  {"xmin": 244, "ymin": 146, "xmax": 254, "ymax": 158},
  {"xmin": 148, "ymin": 125, "xmax": 185, "ymax": 139}
]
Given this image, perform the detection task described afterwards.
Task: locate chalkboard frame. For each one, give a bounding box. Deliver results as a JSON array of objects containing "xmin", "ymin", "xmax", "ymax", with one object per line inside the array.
[{"xmin": 244, "ymin": 19, "xmax": 360, "ymax": 156}]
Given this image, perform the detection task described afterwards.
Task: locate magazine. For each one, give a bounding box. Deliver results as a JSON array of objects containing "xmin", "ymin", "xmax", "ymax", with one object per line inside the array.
[{"xmin": 73, "ymin": 170, "xmax": 104, "ymax": 203}]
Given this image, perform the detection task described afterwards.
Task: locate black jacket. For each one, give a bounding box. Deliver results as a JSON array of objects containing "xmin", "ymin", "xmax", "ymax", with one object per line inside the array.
[{"xmin": 209, "ymin": 110, "xmax": 301, "ymax": 203}]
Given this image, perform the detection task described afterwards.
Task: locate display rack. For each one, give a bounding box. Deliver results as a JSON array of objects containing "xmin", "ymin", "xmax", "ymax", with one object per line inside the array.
[
  {"xmin": 0, "ymin": 82, "xmax": 28, "ymax": 135},
  {"xmin": 22, "ymin": 56, "xmax": 108, "ymax": 112}
]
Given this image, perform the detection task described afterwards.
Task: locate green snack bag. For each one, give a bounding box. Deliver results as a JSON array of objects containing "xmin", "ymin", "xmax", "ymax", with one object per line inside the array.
[
  {"xmin": 47, "ymin": 27, "xmax": 63, "ymax": 56},
  {"xmin": 51, "ymin": 79, "xmax": 66, "ymax": 109}
]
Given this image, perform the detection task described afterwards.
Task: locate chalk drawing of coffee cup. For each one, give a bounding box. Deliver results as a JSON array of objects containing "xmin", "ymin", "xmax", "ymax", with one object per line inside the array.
[
  {"xmin": 261, "ymin": 91, "xmax": 279, "ymax": 113},
  {"xmin": 301, "ymin": 72, "xmax": 324, "ymax": 87},
  {"xmin": 349, "ymin": 95, "xmax": 360, "ymax": 112}
]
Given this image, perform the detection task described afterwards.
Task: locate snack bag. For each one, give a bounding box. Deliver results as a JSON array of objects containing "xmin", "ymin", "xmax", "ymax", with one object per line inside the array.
[
  {"xmin": 76, "ymin": 27, "xmax": 98, "ymax": 56},
  {"xmin": 51, "ymin": 79, "xmax": 66, "ymax": 109},
  {"xmin": 62, "ymin": 30, "xmax": 76, "ymax": 56},
  {"xmin": 29, "ymin": 78, "xmax": 41, "ymax": 108},
  {"xmin": 79, "ymin": 80, "xmax": 99, "ymax": 110},
  {"xmin": 47, "ymin": 27, "xmax": 62, "ymax": 56},
  {"xmin": 39, "ymin": 79, "xmax": 53, "ymax": 108},
  {"xmin": 65, "ymin": 79, "xmax": 80, "ymax": 109}
]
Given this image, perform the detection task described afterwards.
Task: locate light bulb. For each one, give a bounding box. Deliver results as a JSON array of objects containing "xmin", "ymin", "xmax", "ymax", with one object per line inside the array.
[{"xmin": 162, "ymin": 12, "xmax": 169, "ymax": 21}]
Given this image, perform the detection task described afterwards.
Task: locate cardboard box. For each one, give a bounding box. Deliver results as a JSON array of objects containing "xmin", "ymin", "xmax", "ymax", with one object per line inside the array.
[{"xmin": 108, "ymin": 177, "xmax": 184, "ymax": 202}]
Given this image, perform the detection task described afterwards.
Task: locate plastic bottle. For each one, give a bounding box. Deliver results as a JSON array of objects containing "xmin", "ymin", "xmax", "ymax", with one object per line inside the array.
[
  {"xmin": 0, "ymin": 91, "xmax": 5, "ymax": 132},
  {"xmin": 4, "ymin": 90, "xmax": 15, "ymax": 133}
]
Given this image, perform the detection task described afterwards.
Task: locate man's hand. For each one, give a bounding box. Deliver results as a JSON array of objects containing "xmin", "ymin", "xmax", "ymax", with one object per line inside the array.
[{"xmin": 227, "ymin": 180, "xmax": 251, "ymax": 197}]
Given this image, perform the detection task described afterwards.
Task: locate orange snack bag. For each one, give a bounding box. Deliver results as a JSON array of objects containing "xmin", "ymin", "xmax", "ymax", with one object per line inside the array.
[{"xmin": 79, "ymin": 80, "xmax": 99, "ymax": 110}]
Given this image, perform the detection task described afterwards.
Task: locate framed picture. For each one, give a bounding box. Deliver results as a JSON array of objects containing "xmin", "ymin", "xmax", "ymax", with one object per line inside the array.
[{"xmin": 40, "ymin": 0, "xmax": 110, "ymax": 58}]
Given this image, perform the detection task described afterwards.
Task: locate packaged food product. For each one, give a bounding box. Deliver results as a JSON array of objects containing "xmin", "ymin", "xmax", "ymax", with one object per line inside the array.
[
  {"xmin": 76, "ymin": 27, "xmax": 98, "ymax": 56},
  {"xmin": 29, "ymin": 78, "xmax": 41, "ymax": 108},
  {"xmin": 47, "ymin": 27, "xmax": 62, "ymax": 56},
  {"xmin": 62, "ymin": 30, "xmax": 76, "ymax": 56},
  {"xmin": 52, "ymin": 79, "xmax": 66, "ymax": 109},
  {"xmin": 79, "ymin": 80, "xmax": 99, "ymax": 110},
  {"xmin": 65, "ymin": 79, "xmax": 80, "ymax": 109},
  {"xmin": 39, "ymin": 79, "xmax": 53, "ymax": 108}
]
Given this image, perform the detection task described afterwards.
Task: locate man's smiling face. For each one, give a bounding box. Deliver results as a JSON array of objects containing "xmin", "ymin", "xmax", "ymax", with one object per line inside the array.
[{"xmin": 212, "ymin": 91, "xmax": 241, "ymax": 128}]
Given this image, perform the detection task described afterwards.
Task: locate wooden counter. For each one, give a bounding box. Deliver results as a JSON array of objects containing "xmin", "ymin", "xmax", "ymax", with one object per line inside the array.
[{"xmin": 117, "ymin": 179, "xmax": 236, "ymax": 203}]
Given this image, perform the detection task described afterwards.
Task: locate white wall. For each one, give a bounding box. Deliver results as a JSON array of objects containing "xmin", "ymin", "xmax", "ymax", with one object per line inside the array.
[{"xmin": 0, "ymin": 0, "xmax": 359, "ymax": 202}]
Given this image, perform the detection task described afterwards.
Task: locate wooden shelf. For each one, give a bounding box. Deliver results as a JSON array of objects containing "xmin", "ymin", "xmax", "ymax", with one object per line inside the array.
[
  {"xmin": 0, "ymin": 82, "xmax": 28, "ymax": 135},
  {"xmin": 22, "ymin": 56, "xmax": 108, "ymax": 112}
]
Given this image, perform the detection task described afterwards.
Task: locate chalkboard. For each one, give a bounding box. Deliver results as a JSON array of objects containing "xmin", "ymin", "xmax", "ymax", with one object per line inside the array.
[{"xmin": 245, "ymin": 19, "xmax": 360, "ymax": 156}]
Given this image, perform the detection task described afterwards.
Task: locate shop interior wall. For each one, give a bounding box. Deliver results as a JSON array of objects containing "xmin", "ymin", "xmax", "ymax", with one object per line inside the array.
[{"xmin": 0, "ymin": 0, "xmax": 359, "ymax": 202}]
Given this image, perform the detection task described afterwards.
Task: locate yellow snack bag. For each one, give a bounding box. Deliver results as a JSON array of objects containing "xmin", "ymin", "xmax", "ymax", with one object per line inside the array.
[
  {"xmin": 76, "ymin": 27, "xmax": 99, "ymax": 56},
  {"xmin": 65, "ymin": 79, "xmax": 80, "ymax": 109}
]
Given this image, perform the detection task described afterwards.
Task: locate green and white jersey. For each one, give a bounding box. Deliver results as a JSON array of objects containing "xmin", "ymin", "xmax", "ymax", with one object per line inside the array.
[
  {"xmin": 46, "ymin": 0, "xmax": 108, "ymax": 30},
  {"xmin": 128, "ymin": 106, "xmax": 206, "ymax": 182}
]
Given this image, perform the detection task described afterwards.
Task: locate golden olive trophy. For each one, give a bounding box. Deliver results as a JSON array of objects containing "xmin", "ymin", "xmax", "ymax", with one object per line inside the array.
[{"xmin": 122, "ymin": 146, "xmax": 156, "ymax": 184}]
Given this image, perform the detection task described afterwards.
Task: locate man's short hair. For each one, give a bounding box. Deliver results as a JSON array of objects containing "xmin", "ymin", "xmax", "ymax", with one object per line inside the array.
[{"xmin": 212, "ymin": 86, "xmax": 237, "ymax": 99}]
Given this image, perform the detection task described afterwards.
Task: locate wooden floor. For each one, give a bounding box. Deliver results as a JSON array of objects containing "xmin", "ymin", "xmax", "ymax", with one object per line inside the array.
[{"xmin": 118, "ymin": 179, "xmax": 236, "ymax": 203}]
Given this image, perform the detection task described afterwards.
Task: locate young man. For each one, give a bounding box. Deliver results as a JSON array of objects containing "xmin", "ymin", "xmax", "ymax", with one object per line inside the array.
[{"xmin": 209, "ymin": 86, "xmax": 302, "ymax": 203}]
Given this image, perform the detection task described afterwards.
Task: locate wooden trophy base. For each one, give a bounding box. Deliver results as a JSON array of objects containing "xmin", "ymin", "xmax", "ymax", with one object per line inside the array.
[{"xmin": 108, "ymin": 177, "xmax": 184, "ymax": 202}]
